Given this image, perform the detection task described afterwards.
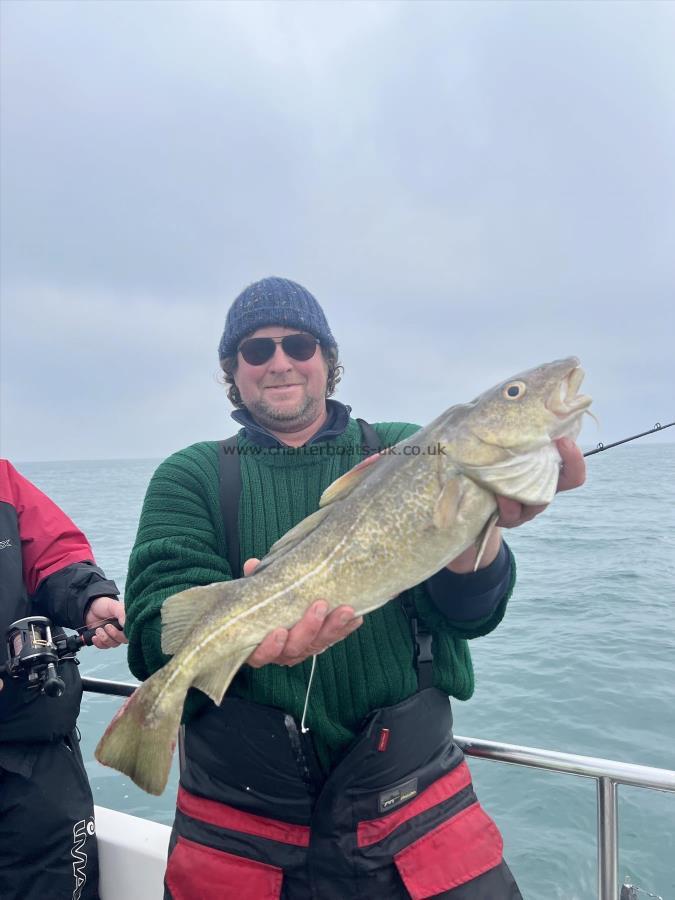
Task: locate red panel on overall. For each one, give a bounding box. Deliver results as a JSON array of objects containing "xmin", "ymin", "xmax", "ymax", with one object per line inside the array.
[
  {"xmin": 178, "ymin": 786, "xmax": 310, "ymax": 848},
  {"xmin": 166, "ymin": 835, "xmax": 283, "ymax": 900},
  {"xmin": 394, "ymin": 802, "xmax": 504, "ymax": 898}
]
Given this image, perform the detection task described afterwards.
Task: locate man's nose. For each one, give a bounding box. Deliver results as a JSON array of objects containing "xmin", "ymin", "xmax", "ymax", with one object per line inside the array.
[{"xmin": 268, "ymin": 344, "xmax": 294, "ymax": 371}]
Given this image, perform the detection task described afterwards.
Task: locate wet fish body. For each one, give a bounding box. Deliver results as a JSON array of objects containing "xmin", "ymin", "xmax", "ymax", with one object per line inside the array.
[{"xmin": 96, "ymin": 357, "xmax": 591, "ymax": 794}]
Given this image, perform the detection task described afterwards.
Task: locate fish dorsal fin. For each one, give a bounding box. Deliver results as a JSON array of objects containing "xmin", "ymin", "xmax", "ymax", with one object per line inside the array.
[
  {"xmin": 319, "ymin": 453, "xmax": 381, "ymax": 508},
  {"xmin": 254, "ymin": 505, "xmax": 333, "ymax": 574}
]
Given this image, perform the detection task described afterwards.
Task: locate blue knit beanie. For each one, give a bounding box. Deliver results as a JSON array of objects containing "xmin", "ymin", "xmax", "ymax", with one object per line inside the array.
[{"xmin": 218, "ymin": 277, "xmax": 337, "ymax": 359}]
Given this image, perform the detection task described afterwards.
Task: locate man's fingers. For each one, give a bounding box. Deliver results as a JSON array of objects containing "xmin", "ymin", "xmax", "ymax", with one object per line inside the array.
[
  {"xmin": 246, "ymin": 604, "xmax": 363, "ymax": 668},
  {"xmin": 247, "ymin": 628, "xmax": 289, "ymax": 668},
  {"xmin": 104, "ymin": 622, "xmax": 127, "ymax": 645},
  {"xmin": 281, "ymin": 602, "xmax": 329, "ymax": 660},
  {"xmin": 495, "ymin": 495, "xmax": 547, "ymax": 528},
  {"xmin": 90, "ymin": 619, "xmax": 128, "ymax": 649},
  {"xmin": 92, "ymin": 632, "xmax": 116, "ymax": 650},
  {"xmin": 306, "ymin": 608, "xmax": 363, "ymax": 655},
  {"xmin": 495, "ymin": 496, "xmax": 543, "ymax": 526},
  {"xmin": 556, "ymin": 438, "xmax": 586, "ymax": 492},
  {"xmin": 243, "ymin": 558, "xmax": 261, "ymax": 577},
  {"xmin": 495, "ymin": 496, "xmax": 520, "ymax": 526},
  {"xmin": 85, "ymin": 597, "xmax": 127, "ymax": 649},
  {"xmin": 282, "ymin": 607, "xmax": 362, "ymax": 663}
]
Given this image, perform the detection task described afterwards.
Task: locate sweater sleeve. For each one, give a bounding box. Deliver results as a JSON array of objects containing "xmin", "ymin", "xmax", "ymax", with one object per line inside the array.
[
  {"xmin": 425, "ymin": 541, "xmax": 514, "ymax": 625},
  {"xmin": 422, "ymin": 545, "xmax": 517, "ymax": 639},
  {"xmin": 124, "ymin": 443, "xmax": 231, "ymax": 681}
]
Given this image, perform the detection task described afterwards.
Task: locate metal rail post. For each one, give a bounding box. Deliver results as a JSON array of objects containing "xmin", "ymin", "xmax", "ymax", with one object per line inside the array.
[{"xmin": 597, "ymin": 776, "xmax": 618, "ymax": 900}]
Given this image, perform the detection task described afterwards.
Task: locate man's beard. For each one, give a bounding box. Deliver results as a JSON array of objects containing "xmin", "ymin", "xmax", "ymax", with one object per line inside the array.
[{"xmin": 247, "ymin": 392, "xmax": 323, "ymax": 434}]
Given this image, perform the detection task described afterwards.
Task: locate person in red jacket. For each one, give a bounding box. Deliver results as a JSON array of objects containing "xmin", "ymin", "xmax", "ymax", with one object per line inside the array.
[{"xmin": 0, "ymin": 459, "xmax": 127, "ymax": 900}]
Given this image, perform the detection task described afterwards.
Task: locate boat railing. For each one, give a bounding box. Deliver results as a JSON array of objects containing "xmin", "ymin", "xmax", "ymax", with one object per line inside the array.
[{"xmin": 83, "ymin": 677, "xmax": 675, "ymax": 900}]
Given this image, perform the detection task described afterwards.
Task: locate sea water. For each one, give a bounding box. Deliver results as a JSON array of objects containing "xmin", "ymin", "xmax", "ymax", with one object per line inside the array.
[{"xmin": 16, "ymin": 445, "xmax": 675, "ymax": 899}]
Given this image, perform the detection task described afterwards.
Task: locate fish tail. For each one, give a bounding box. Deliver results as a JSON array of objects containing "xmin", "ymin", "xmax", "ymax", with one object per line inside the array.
[{"xmin": 95, "ymin": 662, "xmax": 186, "ymax": 796}]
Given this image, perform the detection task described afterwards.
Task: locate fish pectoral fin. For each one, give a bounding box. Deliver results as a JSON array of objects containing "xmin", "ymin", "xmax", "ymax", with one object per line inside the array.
[
  {"xmin": 432, "ymin": 478, "xmax": 462, "ymax": 530},
  {"xmin": 319, "ymin": 454, "xmax": 380, "ymax": 507},
  {"xmin": 192, "ymin": 649, "xmax": 252, "ymax": 706},
  {"xmin": 257, "ymin": 505, "xmax": 332, "ymax": 570},
  {"xmin": 473, "ymin": 511, "xmax": 499, "ymax": 571},
  {"xmin": 463, "ymin": 444, "xmax": 561, "ymax": 506}
]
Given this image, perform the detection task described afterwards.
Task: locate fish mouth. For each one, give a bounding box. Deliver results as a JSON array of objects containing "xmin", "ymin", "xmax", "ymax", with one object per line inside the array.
[{"xmin": 546, "ymin": 363, "xmax": 592, "ymax": 419}]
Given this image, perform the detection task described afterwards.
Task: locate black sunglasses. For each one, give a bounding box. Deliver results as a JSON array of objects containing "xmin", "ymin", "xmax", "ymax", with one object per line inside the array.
[{"xmin": 237, "ymin": 333, "xmax": 320, "ymax": 366}]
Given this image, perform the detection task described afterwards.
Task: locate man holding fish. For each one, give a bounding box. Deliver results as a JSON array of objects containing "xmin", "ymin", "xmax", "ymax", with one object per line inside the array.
[{"xmin": 113, "ymin": 277, "xmax": 587, "ymax": 899}]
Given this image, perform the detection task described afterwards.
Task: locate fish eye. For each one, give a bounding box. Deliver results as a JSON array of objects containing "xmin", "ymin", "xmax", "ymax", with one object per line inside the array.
[{"xmin": 503, "ymin": 381, "xmax": 526, "ymax": 400}]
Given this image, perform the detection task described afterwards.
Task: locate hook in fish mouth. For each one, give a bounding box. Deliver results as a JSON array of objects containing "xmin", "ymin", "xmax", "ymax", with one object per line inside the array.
[{"xmin": 547, "ymin": 363, "xmax": 592, "ymax": 419}]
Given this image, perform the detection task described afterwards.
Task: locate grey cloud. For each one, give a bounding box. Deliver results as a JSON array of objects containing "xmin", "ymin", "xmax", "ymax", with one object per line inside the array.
[{"xmin": 1, "ymin": 0, "xmax": 673, "ymax": 460}]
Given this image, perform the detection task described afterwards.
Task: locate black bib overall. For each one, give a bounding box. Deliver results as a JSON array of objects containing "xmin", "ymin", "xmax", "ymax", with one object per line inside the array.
[{"xmin": 163, "ymin": 424, "xmax": 522, "ymax": 899}]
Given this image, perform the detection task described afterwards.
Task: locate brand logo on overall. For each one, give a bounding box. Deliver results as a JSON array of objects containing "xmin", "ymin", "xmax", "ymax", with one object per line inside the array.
[
  {"xmin": 0, "ymin": 539, "xmax": 13, "ymax": 550},
  {"xmin": 379, "ymin": 777, "xmax": 418, "ymax": 813},
  {"xmin": 71, "ymin": 817, "xmax": 95, "ymax": 900}
]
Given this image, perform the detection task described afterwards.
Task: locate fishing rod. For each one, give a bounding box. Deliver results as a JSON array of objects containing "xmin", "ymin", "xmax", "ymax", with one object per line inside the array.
[{"xmin": 583, "ymin": 421, "xmax": 674, "ymax": 457}]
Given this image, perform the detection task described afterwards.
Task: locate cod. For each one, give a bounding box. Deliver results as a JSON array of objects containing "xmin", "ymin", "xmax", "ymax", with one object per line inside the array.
[{"xmin": 96, "ymin": 356, "xmax": 591, "ymax": 795}]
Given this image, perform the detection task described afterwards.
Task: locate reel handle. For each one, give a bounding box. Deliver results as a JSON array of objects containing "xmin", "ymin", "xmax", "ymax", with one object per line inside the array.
[{"xmin": 43, "ymin": 662, "xmax": 66, "ymax": 697}]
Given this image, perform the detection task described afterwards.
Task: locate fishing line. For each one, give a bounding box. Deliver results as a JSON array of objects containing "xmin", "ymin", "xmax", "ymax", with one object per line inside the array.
[
  {"xmin": 300, "ymin": 654, "xmax": 318, "ymax": 733},
  {"xmin": 583, "ymin": 421, "xmax": 674, "ymax": 457}
]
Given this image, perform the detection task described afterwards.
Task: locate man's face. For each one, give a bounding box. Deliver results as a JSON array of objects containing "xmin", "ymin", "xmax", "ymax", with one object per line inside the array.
[{"xmin": 233, "ymin": 325, "xmax": 329, "ymax": 433}]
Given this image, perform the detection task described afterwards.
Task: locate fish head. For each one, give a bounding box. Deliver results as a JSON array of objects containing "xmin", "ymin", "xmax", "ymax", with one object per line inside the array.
[{"xmin": 441, "ymin": 357, "xmax": 592, "ymax": 505}]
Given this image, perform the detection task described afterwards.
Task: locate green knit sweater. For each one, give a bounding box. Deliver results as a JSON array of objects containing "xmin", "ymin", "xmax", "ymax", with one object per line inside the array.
[{"xmin": 125, "ymin": 419, "xmax": 515, "ymax": 771}]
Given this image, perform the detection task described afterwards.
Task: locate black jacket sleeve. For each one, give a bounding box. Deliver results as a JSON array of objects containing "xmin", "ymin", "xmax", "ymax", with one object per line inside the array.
[
  {"xmin": 31, "ymin": 561, "xmax": 120, "ymax": 629},
  {"xmin": 425, "ymin": 541, "xmax": 513, "ymax": 623}
]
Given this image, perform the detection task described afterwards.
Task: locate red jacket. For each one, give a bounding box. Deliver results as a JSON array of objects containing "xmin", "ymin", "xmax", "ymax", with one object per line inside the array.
[
  {"xmin": 0, "ymin": 459, "xmax": 95, "ymax": 595},
  {"xmin": 0, "ymin": 459, "xmax": 118, "ymax": 743}
]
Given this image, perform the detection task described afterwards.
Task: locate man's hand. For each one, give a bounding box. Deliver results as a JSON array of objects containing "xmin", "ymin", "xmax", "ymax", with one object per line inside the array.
[
  {"xmin": 84, "ymin": 596, "xmax": 128, "ymax": 649},
  {"xmin": 447, "ymin": 438, "xmax": 585, "ymax": 573},
  {"xmin": 242, "ymin": 558, "xmax": 363, "ymax": 668},
  {"xmin": 496, "ymin": 437, "xmax": 586, "ymax": 528}
]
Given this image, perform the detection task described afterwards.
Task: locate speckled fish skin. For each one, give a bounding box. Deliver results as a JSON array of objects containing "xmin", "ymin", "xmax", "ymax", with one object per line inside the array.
[{"xmin": 96, "ymin": 356, "xmax": 591, "ymax": 794}]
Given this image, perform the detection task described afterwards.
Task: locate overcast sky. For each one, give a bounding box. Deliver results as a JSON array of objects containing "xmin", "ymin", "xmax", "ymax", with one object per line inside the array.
[{"xmin": 1, "ymin": 0, "xmax": 673, "ymax": 462}]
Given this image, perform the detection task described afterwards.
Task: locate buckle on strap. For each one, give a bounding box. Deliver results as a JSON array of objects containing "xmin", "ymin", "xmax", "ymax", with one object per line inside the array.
[{"xmin": 410, "ymin": 617, "xmax": 434, "ymax": 690}]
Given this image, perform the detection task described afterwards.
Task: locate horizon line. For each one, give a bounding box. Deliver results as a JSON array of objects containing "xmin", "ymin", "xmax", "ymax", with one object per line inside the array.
[{"xmin": 10, "ymin": 441, "xmax": 675, "ymax": 466}]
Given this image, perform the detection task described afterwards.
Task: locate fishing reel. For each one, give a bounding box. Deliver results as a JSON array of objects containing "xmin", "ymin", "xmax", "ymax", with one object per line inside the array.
[{"xmin": 1, "ymin": 615, "xmax": 122, "ymax": 698}]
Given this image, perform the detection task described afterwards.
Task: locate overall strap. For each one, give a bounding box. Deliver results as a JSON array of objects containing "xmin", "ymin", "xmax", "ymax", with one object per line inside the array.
[
  {"xmin": 403, "ymin": 601, "xmax": 434, "ymax": 690},
  {"xmin": 355, "ymin": 418, "xmax": 381, "ymax": 457},
  {"xmin": 219, "ymin": 436, "xmax": 242, "ymax": 579}
]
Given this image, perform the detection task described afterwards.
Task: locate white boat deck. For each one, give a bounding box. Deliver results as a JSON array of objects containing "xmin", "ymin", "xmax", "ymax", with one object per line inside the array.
[{"xmin": 96, "ymin": 806, "xmax": 170, "ymax": 900}]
